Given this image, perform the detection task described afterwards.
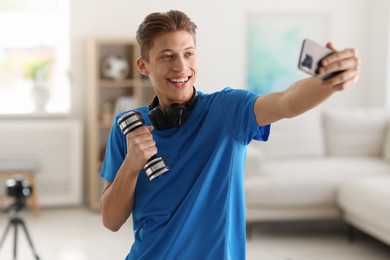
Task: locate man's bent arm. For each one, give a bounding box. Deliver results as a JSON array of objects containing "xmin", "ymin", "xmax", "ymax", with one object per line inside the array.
[{"xmin": 100, "ymin": 157, "xmax": 139, "ymax": 232}]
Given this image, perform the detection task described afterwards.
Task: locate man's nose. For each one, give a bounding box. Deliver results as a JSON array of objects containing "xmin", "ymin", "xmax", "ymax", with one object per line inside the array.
[{"xmin": 172, "ymin": 56, "xmax": 186, "ymax": 72}]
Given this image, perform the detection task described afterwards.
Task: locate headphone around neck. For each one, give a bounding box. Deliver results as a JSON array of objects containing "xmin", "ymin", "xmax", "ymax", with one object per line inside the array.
[{"xmin": 148, "ymin": 87, "xmax": 198, "ymax": 130}]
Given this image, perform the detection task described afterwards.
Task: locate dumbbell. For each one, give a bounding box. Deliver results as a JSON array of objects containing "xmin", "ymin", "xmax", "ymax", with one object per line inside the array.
[{"xmin": 117, "ymin": 110, "xmax": 169, "ymax": 181}]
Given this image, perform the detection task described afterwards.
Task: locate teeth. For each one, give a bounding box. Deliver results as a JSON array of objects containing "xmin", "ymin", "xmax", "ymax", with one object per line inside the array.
[{"xmin": 170, "ymin": 77, "xmax": 188, "ymax": 83}]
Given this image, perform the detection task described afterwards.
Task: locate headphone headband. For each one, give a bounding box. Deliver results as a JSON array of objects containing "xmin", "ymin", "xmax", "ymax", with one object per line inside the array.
[
  {"xmin": 148, "ymin": 87, "xmax": 198, "ymax": 130},
  {"xmin": 149, "ymin": 86, "xmax": 197, "ymax": 111}
]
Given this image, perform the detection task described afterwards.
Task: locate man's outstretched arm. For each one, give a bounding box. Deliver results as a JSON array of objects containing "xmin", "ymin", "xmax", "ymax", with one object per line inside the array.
[{"xmin": 255, "ymin": 43, "xmax": 360, "ymax": 126}]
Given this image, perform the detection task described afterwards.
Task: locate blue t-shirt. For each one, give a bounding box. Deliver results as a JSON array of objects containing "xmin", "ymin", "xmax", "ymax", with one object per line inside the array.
[{"xmin": 100, "ymin": 88, "xmax": 270, "ymax": 260}]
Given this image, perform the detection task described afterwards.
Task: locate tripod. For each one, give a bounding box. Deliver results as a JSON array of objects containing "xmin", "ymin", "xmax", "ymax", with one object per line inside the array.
[{"xmin": 0, "ymin": 200, "xmax": 40, "ymax": 260}]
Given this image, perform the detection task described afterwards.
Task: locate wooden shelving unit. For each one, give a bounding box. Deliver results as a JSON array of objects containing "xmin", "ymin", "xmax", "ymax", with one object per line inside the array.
[{"xmin": 86, "ymin": 38, "xmax": 154, "ymax": 210}]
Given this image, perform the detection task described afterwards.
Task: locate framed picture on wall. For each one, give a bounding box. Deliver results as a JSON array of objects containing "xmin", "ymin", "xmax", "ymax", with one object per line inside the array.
[{"xmin": 247, "ymin": 12, "xmax": 331, "ymax": 94}]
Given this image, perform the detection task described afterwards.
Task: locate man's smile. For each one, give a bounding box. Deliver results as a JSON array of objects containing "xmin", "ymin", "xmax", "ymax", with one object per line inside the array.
[{"xmin": 168, "ymin": 77, "xmax": 190, "ymax": 83}]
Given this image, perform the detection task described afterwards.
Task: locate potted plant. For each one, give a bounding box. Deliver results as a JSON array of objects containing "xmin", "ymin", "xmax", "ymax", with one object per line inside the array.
[{"xmin": 23, "ymin": 58, "xmax": 53, "ymax": 112}]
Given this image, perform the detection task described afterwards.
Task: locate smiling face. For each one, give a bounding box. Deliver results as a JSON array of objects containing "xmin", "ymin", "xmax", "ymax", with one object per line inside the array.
[{"xmin": 137, "ymin": 30, "xmax": 198, "ymax": 111}]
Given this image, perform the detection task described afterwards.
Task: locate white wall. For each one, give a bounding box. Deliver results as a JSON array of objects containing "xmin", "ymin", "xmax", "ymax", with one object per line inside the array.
[
  {"xmin": 369, "ymin": 0, "xmax": 390, "ymax": 107},
  {"xmin": 70, "ymin": 0, "xmax": 390, "ymax": 118}
]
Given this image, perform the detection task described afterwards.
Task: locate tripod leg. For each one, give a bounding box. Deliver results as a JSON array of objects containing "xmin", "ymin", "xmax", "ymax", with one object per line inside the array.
[
  {"xmin": 0, "ymin": 221, "xmax": 13, "ymax": 249},
  {"xmin": 13, "ymin": 221, "xmax": 18, "ymax": 260},
  {"xmin": 19, "ymin": 220, "xmax": 40, "ymax": 260}
]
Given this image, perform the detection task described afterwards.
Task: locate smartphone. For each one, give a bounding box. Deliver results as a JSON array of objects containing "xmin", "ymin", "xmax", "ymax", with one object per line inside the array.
[{"xmin": 298, "ymin": 39, "xmax": 340, "ymax": 80}]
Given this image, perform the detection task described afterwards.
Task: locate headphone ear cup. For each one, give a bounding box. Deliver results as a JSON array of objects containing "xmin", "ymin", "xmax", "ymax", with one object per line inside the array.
[
  {"xmin": 166, "ymin": 104, "xmax": 189, "ymax": 127},
  {"xmin": 149, "ymin": 107, "xmax": 169, "ymax": 130}
]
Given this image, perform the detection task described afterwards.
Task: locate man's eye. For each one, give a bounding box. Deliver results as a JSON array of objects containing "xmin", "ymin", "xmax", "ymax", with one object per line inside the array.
[{"xmin": 161, "ymin": 54, "xmax": 173, "ymax": 60}]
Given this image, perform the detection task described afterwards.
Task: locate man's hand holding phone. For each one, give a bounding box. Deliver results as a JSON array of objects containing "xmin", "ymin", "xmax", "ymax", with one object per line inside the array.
[{"xmin": 298, "ymin": 39, "xmax": 360, "ymax": 91}]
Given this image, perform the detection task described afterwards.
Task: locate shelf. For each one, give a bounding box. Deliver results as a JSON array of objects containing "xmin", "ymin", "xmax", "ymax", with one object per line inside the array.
[
  {"xmin": 99, "ymin": 79, "xmax": 137, "ymax": 87},
  {"xmin": 99, "ymin": 121, "xmax": 113, "ymax": 129},
  {"xmin": 86, "ymin": 37, "xmax": 155, "ymax": 210}
]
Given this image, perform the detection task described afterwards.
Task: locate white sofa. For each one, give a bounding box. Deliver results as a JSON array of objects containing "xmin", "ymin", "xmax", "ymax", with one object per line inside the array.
[
  {"xmin": 245, "ymin": 107, "xmax": 390, "ymax": 245},
  {"xmin": 338, "ymin": 176, "xmax": 390, "ymax": 245}
]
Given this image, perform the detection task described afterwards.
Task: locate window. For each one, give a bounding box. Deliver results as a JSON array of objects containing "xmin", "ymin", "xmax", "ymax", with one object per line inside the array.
[{"xmin": 0, "ymin": 0, "xmax": 70, "ymax": 114}]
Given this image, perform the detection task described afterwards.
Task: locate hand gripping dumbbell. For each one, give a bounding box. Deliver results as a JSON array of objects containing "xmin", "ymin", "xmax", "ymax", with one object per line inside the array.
[{"xmin": 117, "ymin": 110, "xmax": 169, "ymax": 181}]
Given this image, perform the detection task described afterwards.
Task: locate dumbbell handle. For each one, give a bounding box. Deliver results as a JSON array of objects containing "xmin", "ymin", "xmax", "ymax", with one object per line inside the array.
[{"xmin": 117, "ymin": 110, "xmax": 169, "ymax": 181}]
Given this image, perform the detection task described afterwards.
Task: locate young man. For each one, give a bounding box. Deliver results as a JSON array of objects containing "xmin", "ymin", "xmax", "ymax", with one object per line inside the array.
[{"xmin": 100, "ymin": 10, "xmax": 360, "ymax": 260}]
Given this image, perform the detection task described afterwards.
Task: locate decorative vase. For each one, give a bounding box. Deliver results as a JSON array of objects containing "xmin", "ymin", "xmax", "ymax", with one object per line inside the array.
[{"xmin": 31, "ymin": 88, "xmax": 49, "ymax": 112}]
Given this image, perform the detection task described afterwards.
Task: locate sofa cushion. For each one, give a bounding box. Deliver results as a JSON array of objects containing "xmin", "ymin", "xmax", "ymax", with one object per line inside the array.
[
  {"xmin": 250, "ymin": 108, "xmax": 325, "ymax": 158},
  {"xmin": 324, "ymin": 108, "xmax": 389, "ymax": 156},
  {"xmin": 245, "ymin": 157, "xmax": 390, "ymax": 208}
]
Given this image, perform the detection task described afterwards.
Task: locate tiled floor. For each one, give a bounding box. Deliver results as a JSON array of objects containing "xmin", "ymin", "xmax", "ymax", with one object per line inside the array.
[{"xmin": 0, "ymin": 207, "xmax": 389, "ymax": 260}]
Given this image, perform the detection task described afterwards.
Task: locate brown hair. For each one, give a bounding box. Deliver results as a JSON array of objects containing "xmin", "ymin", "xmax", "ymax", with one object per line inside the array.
[{"xmin": 136, "ymin": 10, "xmax": 197, "ymax": 61}]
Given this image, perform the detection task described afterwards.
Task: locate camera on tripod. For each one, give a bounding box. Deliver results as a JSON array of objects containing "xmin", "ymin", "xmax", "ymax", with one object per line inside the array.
[
  {"xmin": 5, "ymin": 177, "xmax": 32, "ymax": 212},
  {"xmin": 6, "ymin": 178, "xmax": 32, "ymax": 200},
  {"xmin": 0, "ymin": 177, "xmax": 40, "ymax": 259}
]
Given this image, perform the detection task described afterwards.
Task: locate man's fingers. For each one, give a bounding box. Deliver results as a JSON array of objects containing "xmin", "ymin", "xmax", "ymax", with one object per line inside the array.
[
  {"xmin": 126, "ymin": 126, "xmax": 157, "ymax": 164},
  {"xmin": 322, "ymin": 68, "xmax": 360, "ymax": 89},
  {"xmin": 325, "ymin": 42, "xmax": 337, "ymax": 52},
  {"xmin": 321, "ymin": 47, "xmax": 358, "ymax": 67},
  {"xmin": 319, "ymin": 56, "xmax": 358, "ymax": 75}
]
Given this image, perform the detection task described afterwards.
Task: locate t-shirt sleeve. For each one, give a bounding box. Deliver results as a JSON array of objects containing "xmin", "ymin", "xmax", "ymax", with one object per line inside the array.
[
  {"xmin": 100, "ymin": 116, "xmax": 127, "ymax": 183},
  {"xmin": 221, "ymin": 88, "xmax": 270, "ymax": 145}
]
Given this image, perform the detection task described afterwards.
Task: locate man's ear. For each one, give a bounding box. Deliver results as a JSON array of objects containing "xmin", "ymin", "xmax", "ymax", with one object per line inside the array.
[{"xmin": 136, "ymin": 58, "xmax": 148, "ymax": 76}]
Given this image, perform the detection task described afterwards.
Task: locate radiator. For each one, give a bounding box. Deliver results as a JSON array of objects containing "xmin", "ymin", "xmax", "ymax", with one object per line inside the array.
[{"xmin": 0, "ymin": 119, "xmax": 83, "ymax": 206}]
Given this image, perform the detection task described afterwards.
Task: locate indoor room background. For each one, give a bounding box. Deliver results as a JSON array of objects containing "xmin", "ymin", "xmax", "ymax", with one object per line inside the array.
[
  {"xmin": 0, "ymin": 0, "xmax": 388, "ymax": 220},
  {"xmin": 74, "ymin": 0, "xmax": 390, "ymax": 207},
  {"xmin": 0, "ymin": 0, "xmax": 390, "ymax": 259}
]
